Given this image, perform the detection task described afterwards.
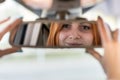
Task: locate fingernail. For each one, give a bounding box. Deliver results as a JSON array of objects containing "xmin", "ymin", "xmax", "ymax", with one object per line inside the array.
[
  {"xmin": 16, "ymin": 49, "xmax": 23, "ymax": 52},
  {"xmin": 19, "ymin": 17, "xmax": 23, "ymax": 19},
  {"xmin": 98, "ymin": 16, "xmax": 103, "ymax": 21},
  {"xmin": 98, "ymin": 16, "xmax": 101, "ymax": 19},
  {"xmin": 13, "ymin": 16, "xmax": 23, "ymax": 19}
]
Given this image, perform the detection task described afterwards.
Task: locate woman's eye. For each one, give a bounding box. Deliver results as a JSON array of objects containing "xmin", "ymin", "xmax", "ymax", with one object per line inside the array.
[
  {"xmin": 82, "ymin": 25, "xmax": 91, "ymax": 30},
  {"xmin": 62, "ymin": 24, "xmax": 71, "ymax": 29},
  {"xmin": 79, "ymin": 24, "xmax": 92, "ymax": 32}
]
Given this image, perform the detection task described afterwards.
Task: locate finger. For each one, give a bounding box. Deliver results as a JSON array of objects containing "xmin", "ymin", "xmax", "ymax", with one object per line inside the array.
[
  {"xmin": 5, "ymin": 18, "xmax": 22, "ymax": 32},
  {"xmin": 0, "ymin": 18, "xmax": 22, "ymax": 40},
  {"xmin": 0, "ymin": 47, "xmax": 21, "ymax": 57},
  {"xmin": 97, "ymin": 16, "xmax": 112, "ymax": 45},
  {"xmin": 117, "ymin": 29, "xmax": 120, "ymax": 42},
  {"xmin": 86, "ymin": 48, "xmax": 107, "ymax": 73},
  {"xmin": 0, "ymin": 17, "xmax": 10, "ymax": 24},
  {"xmin": 112, "ymin": 29, "xmax": 119, "ymax": 41},
  {"xmin": 0, "ymin": 18, "xmax": 22, "ymax": 36},
  {"xmin": 86, "ymin": 48, "xmax": 102, "ymax": 62}
]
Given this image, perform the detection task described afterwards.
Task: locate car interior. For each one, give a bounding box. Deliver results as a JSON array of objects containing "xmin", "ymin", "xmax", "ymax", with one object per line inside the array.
[{"xmin": 0, "ymin": 0, "xmax": 119, "ymax": 80}]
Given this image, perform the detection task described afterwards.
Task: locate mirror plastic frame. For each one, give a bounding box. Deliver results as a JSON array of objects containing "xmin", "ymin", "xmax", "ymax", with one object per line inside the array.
[{"xmin": 9, "ymin": 19, "xmax": 102, "ymax": 48}]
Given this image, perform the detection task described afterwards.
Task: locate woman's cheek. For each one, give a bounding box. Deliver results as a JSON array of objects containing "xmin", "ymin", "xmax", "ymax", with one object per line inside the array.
[
  {"xmin": 84, "ymin": 33, "xmax": 93, "ymax": 45},
  {"xmin": 86, "ymin": 33, "xmax": 94, "ymax": 45},
  {"xmin": 59, "ymin": 32, "xmax": 67, "ymax": 46}
]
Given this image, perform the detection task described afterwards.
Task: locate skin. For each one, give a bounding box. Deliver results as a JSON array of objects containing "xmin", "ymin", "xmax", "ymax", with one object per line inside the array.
[
  {"xmin": 1, "ymin": 17, "xmax": 120, "ymax": 79},
  {"xmin": 80, "ymin": 0, "xmax": 97, "ymax": 7},
  {"xmin": 1, "ymin": 0, "xmax": 120, "ymax": 79},
  {"xmin": 0, "ymin": 18, "xmax": 22, "ymax": 57},
  {"xmin": 22, "ymin": 0, "xmax": 97, "ymax": 9},
  {"xmin": 22, "ymin": 0, "xmax": 53, "ymax": 9},
  {"xmin": 86, "ymin": 16, "xmax": 120, "ymax": 80},
  {"xmin": 59, "ymin": 22, "xmax": 93, "ymax": 47}
]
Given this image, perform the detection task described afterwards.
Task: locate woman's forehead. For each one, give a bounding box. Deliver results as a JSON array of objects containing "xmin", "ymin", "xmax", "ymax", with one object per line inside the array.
[{"xmin": 59, "ymin": 21, "xmax": 92, "ymax": 25}]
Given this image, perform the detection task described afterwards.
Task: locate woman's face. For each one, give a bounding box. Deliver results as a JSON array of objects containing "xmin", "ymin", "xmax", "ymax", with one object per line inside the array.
[{"xmin": 59, "ymin": 22, "xmax": 93, "ymax": 47}]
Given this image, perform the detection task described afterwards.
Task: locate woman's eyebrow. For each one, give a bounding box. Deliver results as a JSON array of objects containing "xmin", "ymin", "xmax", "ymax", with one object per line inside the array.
[
  {"xmin": 61, "ymin": 22, "xmax": 71, "ymax": 25},
  {"xmin": 80, "ymin": 22, "xmax": 92, "ymax": 25},
  {"xmin": 66, "ymin": 22, "xmax": 72, "ymax": 24}
]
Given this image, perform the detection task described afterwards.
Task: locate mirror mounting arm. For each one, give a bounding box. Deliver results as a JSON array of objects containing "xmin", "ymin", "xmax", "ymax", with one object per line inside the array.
[
  {"xmin": 36, "ymin": 10, "xmax": 70, "ymax": 20},
  {"xmin": 55, "ymin": 10, "xmax": 70, "ymax": 20}
]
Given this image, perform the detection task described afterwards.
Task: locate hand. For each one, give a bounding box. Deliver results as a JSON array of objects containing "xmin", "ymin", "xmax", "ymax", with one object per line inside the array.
[
  {"xmin": 0, "ymin": 17, "xmax": 10, "ymax": 40},
  {"xmin": 86, "ymin": 16, "xmax": 120, "ymax": 80},
  {"xmin": 0, "ymin": 17, "xmax": 22, "ymax": 57},
  {"xmin": 0, "ymin": 17, "xmax": 10, "ymax": 24}
]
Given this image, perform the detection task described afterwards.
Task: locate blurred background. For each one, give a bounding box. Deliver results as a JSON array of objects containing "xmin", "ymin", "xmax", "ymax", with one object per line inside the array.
[{"xmin": 0, "ymin": 0, "xmax": 119, "ymax": 80}]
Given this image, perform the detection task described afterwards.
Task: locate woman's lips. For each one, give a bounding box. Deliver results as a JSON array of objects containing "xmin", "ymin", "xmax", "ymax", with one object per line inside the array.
[{"xmin": 65, "ymin": 43, "xmax": 83, "ymax": 47}]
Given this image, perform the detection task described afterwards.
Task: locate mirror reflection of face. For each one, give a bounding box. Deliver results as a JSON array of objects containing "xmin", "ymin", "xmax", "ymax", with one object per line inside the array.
[{"xmin": 59, "ymin": 22, "xmax": 93, "ymax": 47}]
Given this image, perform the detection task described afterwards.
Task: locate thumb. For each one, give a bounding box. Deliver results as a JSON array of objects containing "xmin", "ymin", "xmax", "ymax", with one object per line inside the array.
[
  {"xmin": 86, "ymin": 48, "xmax": 107, "ymax": 73},
  {"xmin": 86, "ymin": 48, "xmax": 102, "ymax": 63},
  {"xmin": 0, "ymin": 17, "xmax": 10, "ymax": 24}
]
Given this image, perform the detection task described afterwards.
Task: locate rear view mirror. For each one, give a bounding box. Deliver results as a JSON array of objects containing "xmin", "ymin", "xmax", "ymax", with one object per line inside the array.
[{"xmin": 9, "ymin": 19, "xmax": 101, "ymax": 48}]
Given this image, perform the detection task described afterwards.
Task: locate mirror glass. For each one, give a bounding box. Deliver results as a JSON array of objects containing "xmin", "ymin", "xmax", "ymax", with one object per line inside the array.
[{"xmin": 10, "ymin": 20, "xmax": 101, "ymax": 48}]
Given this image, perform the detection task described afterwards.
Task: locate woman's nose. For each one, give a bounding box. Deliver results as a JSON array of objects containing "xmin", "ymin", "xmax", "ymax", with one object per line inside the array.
[{"xmin": 68, "ymin": 30, "xmax": 81, "ymax": 39}]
